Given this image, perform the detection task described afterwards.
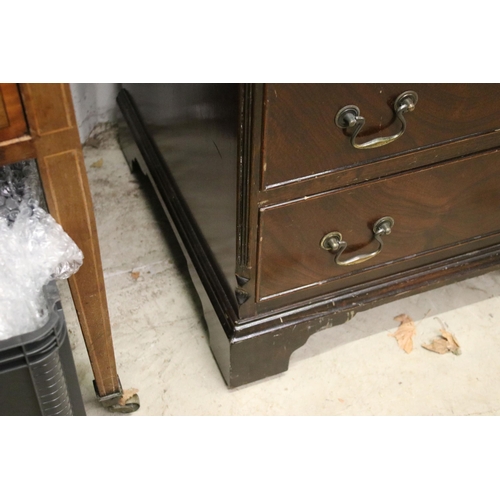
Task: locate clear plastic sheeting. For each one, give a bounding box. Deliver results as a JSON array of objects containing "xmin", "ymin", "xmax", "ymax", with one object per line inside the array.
[{"xmin": 0, "ymin": 161, "xmax": 83, "ymax": 340}]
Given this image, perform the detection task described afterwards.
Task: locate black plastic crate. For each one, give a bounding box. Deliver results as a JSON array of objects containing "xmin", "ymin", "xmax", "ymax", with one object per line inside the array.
[{"xmin": 0, "ymin": 282, "xmax": 86, "ymax": 416}]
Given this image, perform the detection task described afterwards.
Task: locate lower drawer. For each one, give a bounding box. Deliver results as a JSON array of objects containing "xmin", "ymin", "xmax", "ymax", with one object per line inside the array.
[{"xmin": 257, "ymin": 149, "xmax": 500, "ymax": 300}]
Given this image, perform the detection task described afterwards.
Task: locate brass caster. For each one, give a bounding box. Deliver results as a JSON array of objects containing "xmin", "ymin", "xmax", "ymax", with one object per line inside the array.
[
  {"xmin": 93, "ymin": 378, "xmax": 140, "ymax": 413},
  {"xmin": 106, "ymin": 394, "xmax": 140, "ymax": 414}
]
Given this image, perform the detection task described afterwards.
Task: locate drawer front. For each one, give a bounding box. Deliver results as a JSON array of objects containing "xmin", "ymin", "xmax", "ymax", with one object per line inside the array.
[
  {"xmin": 262, "ymin": 84, "xmax": 500, "ymax": 188},
  {"xmin": 0, "ymin": 84, "xmax": 28, "ymax": 142},
  {"xmin": 257, "ymin": 149, "xmax": 500, "ymax": 300}
]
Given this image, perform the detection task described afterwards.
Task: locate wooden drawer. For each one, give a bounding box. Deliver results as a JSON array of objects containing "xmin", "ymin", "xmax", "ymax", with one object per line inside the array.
[
  {"xmin": 257, "ymin": 148, "xmax": 500, "ymax": 300},
  {"xmin": 0, "ymin": 84, "xmax": 28, "ymax": 142},
  {"xmin": 262, "ymin": 84, "xmax": 500, "ymax": 189}
]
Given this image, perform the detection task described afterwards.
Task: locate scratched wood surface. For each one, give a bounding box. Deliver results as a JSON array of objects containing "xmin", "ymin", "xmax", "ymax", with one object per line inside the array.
[
  {"xmin": 262, "ymin": 84, "xmax": 500, "ymax": 188},
  {"xmin": 258, "ymin": 149, "xmax": 500, "ymax": 300}
]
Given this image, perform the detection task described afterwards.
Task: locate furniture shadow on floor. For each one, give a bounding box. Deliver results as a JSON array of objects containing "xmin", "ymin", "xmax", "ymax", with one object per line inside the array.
[{"xmin": 132, "ymin": 167, "xmax": 209, "ymax": 331}]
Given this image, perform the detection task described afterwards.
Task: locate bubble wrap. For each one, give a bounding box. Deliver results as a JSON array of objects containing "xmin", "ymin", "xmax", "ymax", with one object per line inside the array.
[{"xmin": 0, "ymin": 162, "xmax": 83, "ymax": 340}]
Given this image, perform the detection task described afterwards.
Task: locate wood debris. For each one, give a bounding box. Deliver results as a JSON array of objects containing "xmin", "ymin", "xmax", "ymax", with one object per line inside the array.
[
  {"xmin": 118, "ymin": 388, "xmax": 139, "ymax": 406},
  {"xmin": 389, "ymin": 314, "xmax": 416, "ymax": 353},
  {"xmin": 422, "ymin": 329, "xmax": 461, "ymax": 355},
  {"xmin": 90, "ymin": 158, "xmax": 103, "ymax": 168}
]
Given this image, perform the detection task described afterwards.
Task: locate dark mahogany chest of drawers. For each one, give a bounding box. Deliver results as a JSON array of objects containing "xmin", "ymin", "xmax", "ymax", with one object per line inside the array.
[{"xmin": 118, "ymin": 84, "xmax": 500, "ymax": 388}]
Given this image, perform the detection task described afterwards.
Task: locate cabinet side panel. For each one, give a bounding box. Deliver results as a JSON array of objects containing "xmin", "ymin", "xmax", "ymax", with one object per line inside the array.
[{"xmin": 122, "ymin": 84, "xmax": 239, "ymax": 292}]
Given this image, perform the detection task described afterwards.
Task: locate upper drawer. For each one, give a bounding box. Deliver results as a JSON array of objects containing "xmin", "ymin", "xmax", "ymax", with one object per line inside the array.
[
  {"xmin": 0, "ymin": 84, "xmax": 28, "ymax": 142},
  {"xmin": 262, "ymin": 84, "xmax": 500, "ymax": 189},
  {"xmin": 257, "ymin": 148, "xmax": 500, "ymax": 301}
]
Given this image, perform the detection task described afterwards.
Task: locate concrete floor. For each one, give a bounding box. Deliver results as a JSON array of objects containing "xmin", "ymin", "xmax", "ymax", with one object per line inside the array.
[{"xmin": 61, "ymin": 127, "xmax": 500, "ymax": 416}]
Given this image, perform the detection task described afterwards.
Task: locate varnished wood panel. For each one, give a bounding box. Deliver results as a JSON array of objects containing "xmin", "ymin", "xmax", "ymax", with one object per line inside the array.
[
  {"xmin": 258, "ymin": 149, "xmax": 500, "ymax": 299},
  {"xmin": 0, "ymin": 137, "xmax": 36, "ymax": 167},
  {"xmin": 0, "ymin": 93, "xmax": 8, "ymax": 128},
  {"xmin": 122, "ymin": 84, "xmax": 241, "ymax": 302},
  {"xmin": 0, "ymin": 83, "xmax": 28, "ymax": 142},
  {"xmin": 22, "ymin": 83, "xmax": 73, "ymax": 136},
  {"xmin": 262, "ymin": 84, "xmax": 500, "ymax": 188}
]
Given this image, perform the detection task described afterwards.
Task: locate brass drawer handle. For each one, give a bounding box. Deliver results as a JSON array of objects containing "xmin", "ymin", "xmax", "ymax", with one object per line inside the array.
[
  {"xmin": 320, "ymin": 216, "xmax": 394, "ymax": 266},
  {"xmin": 335, "ymin": 91, "xmax": 418, "ymax": 149}
]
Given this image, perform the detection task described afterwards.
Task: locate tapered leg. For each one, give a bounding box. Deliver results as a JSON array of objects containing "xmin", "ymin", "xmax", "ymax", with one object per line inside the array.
[{"xmin": 20, "ymin": 83, "xmax": 122, "ymax": 400}]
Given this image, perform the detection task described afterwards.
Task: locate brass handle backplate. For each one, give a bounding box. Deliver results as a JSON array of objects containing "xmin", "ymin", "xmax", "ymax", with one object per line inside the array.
[
  {"xmin": 320, "ymin": 216, "xmax": 394, "ymax": 266},
  {"xmin": 335, "ymin": 91, "xmax": 418, "ymax": 149}
]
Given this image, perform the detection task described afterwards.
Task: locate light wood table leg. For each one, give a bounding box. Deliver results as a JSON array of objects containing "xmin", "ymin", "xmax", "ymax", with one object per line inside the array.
[{"xmin": 20, "ymin": 84, "xmax": 122, "ymax": 401}]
